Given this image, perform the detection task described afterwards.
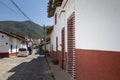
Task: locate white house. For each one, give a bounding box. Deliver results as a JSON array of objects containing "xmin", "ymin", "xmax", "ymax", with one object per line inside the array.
[
  {"xmin": 0, "ymin": 30, "xmax": 25, "ymax": 57},
  {"xmin": 48, "ymin": 0, "xmax": 120, "ymax": 80}
]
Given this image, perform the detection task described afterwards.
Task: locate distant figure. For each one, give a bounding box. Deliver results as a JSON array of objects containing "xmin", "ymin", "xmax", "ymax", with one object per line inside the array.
[{"xmin": 28, "ymin": 47, "xmax": 32, "ymax": 55}]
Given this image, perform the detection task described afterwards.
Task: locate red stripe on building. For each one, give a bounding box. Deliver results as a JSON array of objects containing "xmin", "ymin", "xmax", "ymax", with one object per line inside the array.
[{"xmin": 76, "ymin": 49, "xmax": 120, "ymax": 80}]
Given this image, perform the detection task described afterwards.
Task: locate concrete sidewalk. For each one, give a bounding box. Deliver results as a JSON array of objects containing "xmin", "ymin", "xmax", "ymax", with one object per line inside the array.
[{"xmin": 46, "ymin": 56, "xmax": 74, "ymax": 80}]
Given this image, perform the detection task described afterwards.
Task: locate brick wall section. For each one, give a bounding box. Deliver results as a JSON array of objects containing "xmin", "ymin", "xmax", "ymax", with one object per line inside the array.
[
  {"xmin": 51, "ymin": 50, "xmax": 68, "ymax": 71},
  {"xmin": 58, "ymin": 50, "xmax": 62, "ymax": 68},
  {"xmin": 51, "ymin": 50, "xmax": 64, "ymax": 68},
  {"xmin": 64, "ymin": 52, "xmax": 68, "ymax": 72},
  {"xmin": 52, "ymin": 51, "xmax": 57, "ymax": 60},
  {"xmin": 76, "ymin": 49, "xmax": 120, "ymax": 80},
  {"xmin": 67, "ymin": 12, "xmax": 76, "ymax": 79}
]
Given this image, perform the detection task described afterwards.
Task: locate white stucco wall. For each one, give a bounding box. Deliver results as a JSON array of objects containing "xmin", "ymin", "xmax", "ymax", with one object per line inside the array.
[
  {"xmin": 50, "ymin": 0, "xmax": 75, "ymax": 52},
  {"xmin": 51, "ymin": 7, "xmax": 65, "ymax": 51},
  {"xmin": 62, "ymin": 0, "xmax": 75, "ymax": 52},
  {"xmin": 8, "ymin": 37, "xmax": 21, "ymax": 53},
  {"xmin": 0, "ymin": 33, "xmax": 21, "ymax": 53},
  {"xmin": 0, "ymin": 33, "xmax": 9, "ymax": 52},
  {"xmin": 50, "ymin": 31, "xmax": 55, "ymax": 51},
  {"xmin": 75, "ymin": 0, "xmax": 120, "ymax": 51}
]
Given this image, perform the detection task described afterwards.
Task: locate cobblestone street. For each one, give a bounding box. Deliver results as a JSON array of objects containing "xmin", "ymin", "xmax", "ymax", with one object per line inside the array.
[{"xmin": 0, "ymin": 54, "xmax": 54, "ymax": 80}]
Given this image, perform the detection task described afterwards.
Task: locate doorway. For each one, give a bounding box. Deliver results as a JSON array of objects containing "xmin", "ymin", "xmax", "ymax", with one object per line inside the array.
[
  {"xmin": 61, "ymin": 27, "xmax": 65, "ymax": 69},
  {"xmin": 67, "ymin": 12, "xmax": 76, "ymax": 78}
]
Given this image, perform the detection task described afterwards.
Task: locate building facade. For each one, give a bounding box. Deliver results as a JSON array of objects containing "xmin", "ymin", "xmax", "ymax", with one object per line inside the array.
[
  {"xmin": 0, "ymin": 30, "xmax": 25, "ymax": 57},
  {"xmin": 48, "ymin": 0, "xmax": 120, "ymax": 80}
]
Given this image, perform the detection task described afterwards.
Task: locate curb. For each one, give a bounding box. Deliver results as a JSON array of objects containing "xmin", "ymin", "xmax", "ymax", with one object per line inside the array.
[{"xmin": 45, "ymin": 56, "xmax": 56, "ymax": 80}]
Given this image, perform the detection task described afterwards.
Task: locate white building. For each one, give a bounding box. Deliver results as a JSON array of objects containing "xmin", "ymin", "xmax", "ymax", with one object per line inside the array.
[
  {"xmin": 48, "ymin": 0, "xmax": 120, "ymax": 80},
  {"xmin": 0, "ymin": 30, "xmax": 25, "ymax": 57}
]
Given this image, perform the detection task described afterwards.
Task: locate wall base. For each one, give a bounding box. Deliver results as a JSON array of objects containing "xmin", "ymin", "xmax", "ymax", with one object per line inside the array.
[
  {"xmin": 0, "ymin": 52, "xmax": 18, "ymax": 58},
  {"xmin": 51, "ymin": 51, "xmax": 68, "ymax": 72},
  {"xmin": 76, "ymin": 49, "xmax": 120, "ymax": 80}
]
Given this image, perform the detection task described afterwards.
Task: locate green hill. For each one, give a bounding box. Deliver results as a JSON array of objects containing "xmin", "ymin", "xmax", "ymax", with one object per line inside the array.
[{"xmin": 0, "ymin": 20, "xmax": 44, "ymax": 39}]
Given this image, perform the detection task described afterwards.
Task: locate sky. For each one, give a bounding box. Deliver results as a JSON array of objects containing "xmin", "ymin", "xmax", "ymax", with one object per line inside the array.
[{"xmin": 0, "ymin": 0, "xmax": 53, "ymax": 25}]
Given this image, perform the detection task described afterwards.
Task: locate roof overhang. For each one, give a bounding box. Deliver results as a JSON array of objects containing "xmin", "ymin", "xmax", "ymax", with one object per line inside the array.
[
  {"xmin": 47, "ymin": 0, "xmax": 63, "ymax": 18},
  {"xmin": 0, "ymin": 30, "xmax": 25, "ymax": 41}
]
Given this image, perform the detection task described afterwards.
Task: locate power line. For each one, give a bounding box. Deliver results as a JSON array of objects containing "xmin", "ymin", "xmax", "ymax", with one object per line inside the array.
[
  {"xmin": 0, "ymin": 1, "xmax": 24, "ymax": 18},
  {"xmin": 10, "ymin": 0, "xmax": 32, "ymax": 21}
]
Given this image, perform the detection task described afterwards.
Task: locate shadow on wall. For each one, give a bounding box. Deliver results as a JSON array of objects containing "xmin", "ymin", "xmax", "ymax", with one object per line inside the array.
[{"xmin": 7, "ymin": 56, "xmax": 53, "ymax": 80}]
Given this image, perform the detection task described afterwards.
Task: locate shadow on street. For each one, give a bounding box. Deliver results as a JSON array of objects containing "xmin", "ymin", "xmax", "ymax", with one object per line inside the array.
[{"xmin": 7, "ymin": 55, "xmax": 53, "ymax": 80}]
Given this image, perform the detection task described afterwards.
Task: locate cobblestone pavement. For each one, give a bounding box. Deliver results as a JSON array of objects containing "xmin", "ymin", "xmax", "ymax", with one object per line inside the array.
[{"xmin": 0, "ymin": 54, "xmax": 54, "ymax": 80}]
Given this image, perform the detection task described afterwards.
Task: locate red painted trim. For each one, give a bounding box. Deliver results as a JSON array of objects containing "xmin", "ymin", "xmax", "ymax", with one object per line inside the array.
[
  {"xmin": 0, "ymin": 52, "xmax": 18, "ymax": 58},
  {"xmin": 58, "ymin": 50, "xmax": 62, "ymax": 68},
  {"xmin": 76, "ymin": 49, "xmax": 120, "ymax": 80},
  {"xmin": 0, "ymin": 53, "xmax": 9, "ymax": 57},
  {"xmin": 67, "ymin": 12, "xmax": 76, "ymax": 79},
  {"xmin": 64, "ymin": 52, "xmax": 68, "ymax": 72},
  {"xmin": 61, "ymin": 27, "xmax": 65, "ymax": 69},
  {"xmin": 9, "ymin": 52, "xmax": 18, "ymax": 57},
  {"xmin": 51, "ymin": 51, "xmax": 57, "ymax": 60},
  {"xmin": 51, "ymin": 50, "xmax": 68, "ymax": 70}
]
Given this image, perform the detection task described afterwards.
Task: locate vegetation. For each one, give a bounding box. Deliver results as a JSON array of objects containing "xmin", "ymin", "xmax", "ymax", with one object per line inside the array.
[
  {"xmin": 45, "ymin": 25, "xmax": 53, "ymax": 42},
  {"xmin": 39, "ymin": 25, "xmax": 53, "ymax": 48},
  {"xmin": 0, "ymin": 20, "xmax": 44, "ymax": 39}
]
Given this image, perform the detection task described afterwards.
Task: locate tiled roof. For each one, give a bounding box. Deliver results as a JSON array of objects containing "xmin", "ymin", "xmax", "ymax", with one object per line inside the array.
[{"xmin": 0, "ymin": 30, "xmax": 25, "ymax": 40}]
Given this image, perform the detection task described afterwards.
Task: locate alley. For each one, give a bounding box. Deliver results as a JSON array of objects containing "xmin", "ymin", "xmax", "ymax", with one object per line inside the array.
[{"xmin": 0, "ymin": 54, "xmax": 54, "ymax": 80}]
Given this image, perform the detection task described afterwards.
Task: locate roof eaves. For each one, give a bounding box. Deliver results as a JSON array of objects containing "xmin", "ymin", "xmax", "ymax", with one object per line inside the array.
[
  {"xmin": 47, "ymin": 0, "xmax": 63, "ymax": 18},
  {"xmin": 0, "ymin": 30, "xmax": 24, "ymax": 41}
]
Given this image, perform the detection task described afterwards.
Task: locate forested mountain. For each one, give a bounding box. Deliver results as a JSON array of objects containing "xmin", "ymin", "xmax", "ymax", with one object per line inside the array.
[{"xmin": 0, "ymin": 21, "xmax": 44, "ymax": 38}]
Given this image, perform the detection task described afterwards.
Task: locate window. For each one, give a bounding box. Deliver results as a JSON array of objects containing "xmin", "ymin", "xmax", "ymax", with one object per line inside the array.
[
  {"xmin": 2, "ymin": 35, "xmax": 4, "ymax": 38},
  {"xmin": 19, "ymin": 48, "xmax": 27, "ymax": 51},
  {"xmin": 5, "ymin": 43, "xmax": 8, "ymax": 45}
]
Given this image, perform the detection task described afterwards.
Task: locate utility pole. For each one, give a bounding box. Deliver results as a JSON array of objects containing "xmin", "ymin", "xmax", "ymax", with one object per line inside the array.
[{"xmin": 43, "ymin": 25, "xmax": 46, "ymax": 57}]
